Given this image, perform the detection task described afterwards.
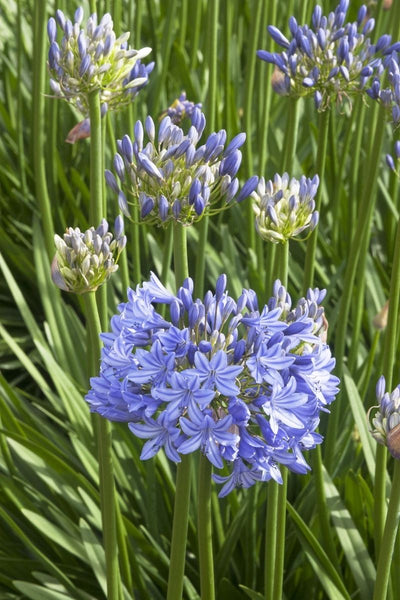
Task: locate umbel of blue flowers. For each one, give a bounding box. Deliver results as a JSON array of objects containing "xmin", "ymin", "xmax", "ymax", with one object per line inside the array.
[
  {"xmin": 47, "ymin": 7, "xmax": 154, "ymax": 115},
  {"xmin": 257, "ymin": 0, "xmax": 398, "ymax": 111},
  {"xmin": 105, "ymin": 108, "xmax": 258, "ymax": 225},
  {"xmin": 85, "ymin": 273, "xmax": 339, "ymax": 496}
]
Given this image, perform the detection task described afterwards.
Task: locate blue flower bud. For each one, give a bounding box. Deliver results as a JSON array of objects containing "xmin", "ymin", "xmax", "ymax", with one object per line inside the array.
[
  {"xmin": 220, "ymin": 149, "xmax": 242, "ymax": 177},
  {"xmin": 194, "ymin": 195, "xmax": 205, "ymax": 216},
  {"xmin": 363, "ymin": 18, "xmax": 375, "ymax": 35},
  {"xmin": 47, "ymin": 18, "xmax": 57, "ymax": 43},
  {"xmin": 105, "ymin": 169, "xmax": 119, "ymax": 193},
  {"xmin": 140, "ymin": 195, "xmax": 154, "ymax": 218},
  {"xmin": 74, "ymin": 6, "xmax": 84, "ymax": 25},
  {"xmin": 145, "ymin": 116, "xmax": 155, "ymax": 141},
  {"xmin": 357, "ymin": 5, "xmax": 367, "ymax": 25},
  {"xmin": 134, "ymin": 120, "xmax": 144, "ymax": 149},
  {"xmin": 314, "ymin": 90, "xmax": 323, "ymax": 109},
  {"xmin": 224, "ymin": 132, "xmax": 246, "ymax": 156},
  {"xmin": 172, "ymin": 200, "xmax": 181, "ymax": 219},
  {"xmin": 237, "ymin": 176, "xmax": 258, "ymax": 203},
  {"xmin": 56, "ymin": 9, "xmax": 66, "ymax": 29},
  {"xmin": 267, "ymin": 25, "xmax": 290, "ymax": 49},
  {"xmin": 199, "ymin": 340, "xmax": 212, "ymax": 353},
  {"xmin": 138, "ymin": 152, "xmax": 163, "ymax": 179},
  {"xmin": 289, "ymin": 16, "xmax": 298, "ymax": 36},
  {"xmin": 122, "ymin": 135, "xmax": 134, "ymax": 163},
  {"xmin": 225, "ymin": 178, "xmax": 239, "ymax": 202},
  {"xmin": 158, "ymin": 195, "xmax": 169, "ymax": 221},
  {"xmin": 386, "ymin": 154, "xmax": 396, "ymax": 171},
  {"xmin": 216, "ymin": 274, "xmax": 227, "ymax": 301}
]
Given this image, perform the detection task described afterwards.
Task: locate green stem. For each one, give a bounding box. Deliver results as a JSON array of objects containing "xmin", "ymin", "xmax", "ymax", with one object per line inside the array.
[
  {"xmin": 167, "ymin": 454, "xmax": 192, "ymax": 600},
  {"xmin": 198, "ymin": 454, "xmax": 215, "ymax": 600},
  {"xmin": 17, "ymin": 0, "xmax": 27, "ymax": 197},
  {"xmin": 274, "ymin": 242, "xmax": 289, "ymax": 286},
  {"xmin": 88, "ymin": 90, "xmax": 104, "ymax": 225},
  {"xmin": 84, "ymin": 292, "xmax": 121, "ymax": 600},
  {"xmin": 281, "ymin": 99, "xmax": 300, "ymax": 173},
  {"xmin": 149, "ymin": 0, "xmax": 177, "ymax": 116},
  {"xmin": 375, "ymin": 212, "xmax": 400, "ymax": 554},
  {"xmin": 167, "ymin": 221, "xmax": 192, "ymax": 600},
  {"xmin": 32, "ymin": 0, "xmax": 54, "ymax": 260},
  {"xmin": 195, "ymin": 0, "xmax": 219, "ymax": 299},
  {"xmin": 373, "ymin": 461, "xmax": 400, "ymax": 600},
  {"xmin": 325, "ymin": 106, "xmax": 386, "ymax": 471},
  {"xmin": 173, "ymin": 222, "xmax": 189, "ymax": 286},
  {"xmin": 244, "ymin": 0, "xmax": 263, "ymax": 254},
  {"xmin": 127, "ymin": 109, "xmax": 142, "ymax": 285},
  {"xmin": 272, "ymin": 469, "xmax": 288, "ymax": 600},
  {"xmin": 264, "ymin": 482, "xmax": 278, "ymax": 600},
  {"xmin": 303, "ymin": 109, "xmax": 330, "ymax": 291}
]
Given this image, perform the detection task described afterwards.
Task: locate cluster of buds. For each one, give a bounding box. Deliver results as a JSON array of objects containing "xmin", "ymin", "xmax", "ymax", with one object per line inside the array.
[
  {"xmin": 369, "ymin": 376, "xmax": 400, "ymax": 459},
  {"xmin": 51, "ymin": 217, "xmax": 126, "ymax": 294},
  {"xmin": 160, "ymin": 92, "xmax": 203, "ymax": 124},
  {"xmin": 367, "ymin": 52, "xmax": 400, "ymax": 125},
  {"xmin": 257, "ymin": 1, "xmax": 397, "ymax": 111},
  {"xmin": 47, "ymin": 7, "xmax": 153, "ymax": 115},
  {"xmin": 251, "ymin": 173, "xmax": 319, "ymax": 243},
  {"xmin": 105, "ymin": 107, "xmax": 258, "ymax": 226}
]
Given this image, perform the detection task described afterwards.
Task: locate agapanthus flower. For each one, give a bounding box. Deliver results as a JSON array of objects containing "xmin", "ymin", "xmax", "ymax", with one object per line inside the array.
[
  {"xmin": 368, "ymin": 51, "xmax": 400, "ymax": 125},
  {"xmin": 251, "ymin": 173, "xmax": 319, "ymax": 243},
  {"xmin": 86, "ymin": 273, "xmax": 339, "ymax": 496},
  {"xmin": 257, "ymin": 1, "xmax": 396, "ymax": 110},
  {"xmin": 105, "ymin": 108, "xmax": 258, "ymax": 225},
  {"xmin": 47, "ymin": 7, "xmax": 153, "ymax": 115},
  {"xmin": 369, "ymin": 376, "xmax": 400, "ymax": 459},
  {"xmin": 161, "ymin": 92, "xmax": 202, "ymax": 124},
  {"xmin": 52, "ymin": 216, "xmax": 126, "ymax": 293}
]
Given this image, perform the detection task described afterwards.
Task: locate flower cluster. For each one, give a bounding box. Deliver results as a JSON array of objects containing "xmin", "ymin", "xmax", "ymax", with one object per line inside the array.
[
  {"xmin": 161, "ymin": 92, "xmax": 202, "ymax": 124},
  {"xmin": 369, "ymin": 376, "xmax": 400, "ymax": 459},
  {"xmin": 86, "ymin": 273, "xmax": 339, "ymax": 496},
  {"xmin": 251, "ymin": 173, "xmax": 319, "ymax": 244},
  {"xmin": 367, "ymin": 52, "xmax": 400, "ymax": 125},
  {"xmin": 257, "ymin": 1, "xmax": 396, "ymax": 110},
  {"xmin": 47, "ymin": 7, "xmax": 153, "ymax": 115},
  {"xmin": 52, "ymin": 216, "xmax": 126, "ymax": 294},
  {"xmin": 105, "ymin": 108, "xmax": 258, "ymax": 225}
]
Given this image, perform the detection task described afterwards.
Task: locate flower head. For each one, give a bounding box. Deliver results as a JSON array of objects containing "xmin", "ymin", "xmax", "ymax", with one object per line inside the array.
[
  {"xmin": 86, "ymin": 273, "xmax": 339, "ymax": 495},
  {"xmin": 47, "ymin": 7, "xmax": 153, "ymax": 115},
  {"xmin": 106, "ymin": 109, "xmax": 258, "ymax": 225},
  {"xmin": 257, "ymin": 1, "xmax": 393, "ymax": 110},
  {"xmin": 369, "ymin": 376, "xmax": 400, "ymax": 458},
  {"xmin": 367, "ymin": 52, "xmax": 400, "ymax": 125},
  {"xmin": 52, "ymin": 216, "xmax": 126, "ymax": 293},
  {"xmin": 252, "ymin": 173, "xmax": 319, "ymax": 243},
  {"xmin": 161, "ymin": 92, "xmax": 202, "ymax": 124}
]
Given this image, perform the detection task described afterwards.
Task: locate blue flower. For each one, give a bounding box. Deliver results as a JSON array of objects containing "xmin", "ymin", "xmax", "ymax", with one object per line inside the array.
[
  {"xmin": 193, "ymin": 350, "xmax": 243, "ymax": 396},
  {"xmin": 179, "ymin": 403, "xmax": 239, "ymax": 469},
  {"xmin": 86, "ymin": 273, "xmax": 339, "ymax": 495}
]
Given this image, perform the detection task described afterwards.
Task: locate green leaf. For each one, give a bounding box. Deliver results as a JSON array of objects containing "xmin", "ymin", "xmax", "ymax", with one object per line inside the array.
[
  {"xmin": 287, "ymin": 501, "xmax": 351, "ymax": 600},
  {"xmin": 323, "ymin": 467, "xmax": 376, "ymax": 600},
  {"xmin": 343, "ymin": 368, "xmax": 377, "ymax": 482}
]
